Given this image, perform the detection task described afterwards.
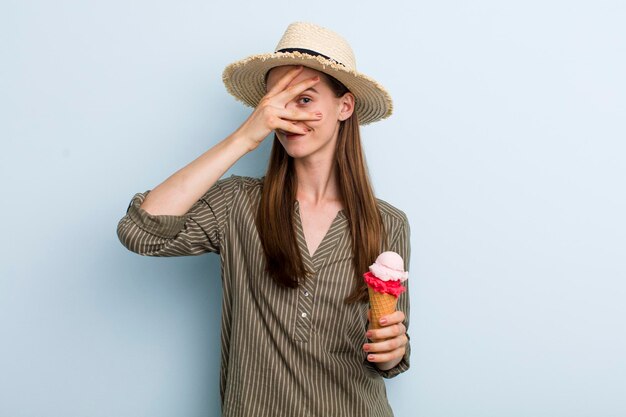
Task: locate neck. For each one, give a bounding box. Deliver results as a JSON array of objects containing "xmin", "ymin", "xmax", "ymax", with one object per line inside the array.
[{"xmin": 294, "ymin": 154, "xmax": 341, "ymax": 206}]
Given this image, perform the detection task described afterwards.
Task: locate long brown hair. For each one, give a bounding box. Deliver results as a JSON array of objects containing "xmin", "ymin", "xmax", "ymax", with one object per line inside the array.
[{"xmin": 256, "ymin": 70, "xmax": 389, "ymax": 304}]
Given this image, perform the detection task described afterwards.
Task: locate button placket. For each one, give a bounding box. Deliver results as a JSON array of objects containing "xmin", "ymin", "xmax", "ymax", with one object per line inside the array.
[
  {"xmin": 294, "ymin": 273, "xmax": 316, "ymax": 342},
  {"xmin": 292, "ymin": 201, "xmax": 319, "ymax": 342}
]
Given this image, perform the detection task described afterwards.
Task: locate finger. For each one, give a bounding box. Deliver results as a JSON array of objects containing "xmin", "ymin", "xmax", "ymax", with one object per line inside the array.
[
  {"xmin": 266, "ymin": 65, "xmax": 304, "ymax": 96},
  {"xmin": 379, "ymin": 310, "xmax": 405, "ymax": 327},
  {"xmin": 274, "ymin": 75, "xmax": 321, "ymax": 105},
  {"xmin": 363, "ymin": 334, "xmax": 407, "ymax": 354},
  {"xmin": 366, "ymin": 346, "xmax": 406, "ymax": 363},
  {"xmin": 368, "ymin": 322, "xmax": 406, "ymax": 341},
  {"xmin": 274, "ymin": 119, "xmax": 310, "ymax": 135},
  {"xmin": 276, "ymin": 108, "xmax": 322, "ymax": 122}
]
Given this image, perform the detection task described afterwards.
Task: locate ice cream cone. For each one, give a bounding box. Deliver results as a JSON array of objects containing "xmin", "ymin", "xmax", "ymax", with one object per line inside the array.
[
  {"xmin": 364, "ymin": 251, "xmax": 408, "ymax": 341},
  {"xmin": 368, "ymin": 287, "xmax": 398, "ymax": 336}
]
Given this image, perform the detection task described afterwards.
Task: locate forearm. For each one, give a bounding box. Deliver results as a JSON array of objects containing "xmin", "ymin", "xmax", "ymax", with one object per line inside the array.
[{"xmin": 139, "ymin": 133, "xmax": 252, "ymax": 216}]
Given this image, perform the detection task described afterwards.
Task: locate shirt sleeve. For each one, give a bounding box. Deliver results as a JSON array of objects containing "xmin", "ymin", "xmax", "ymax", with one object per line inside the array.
[
  {"xmin": 116, "ymin": 175, "xmax": 243, "ymax": 256},
  {"xmin": 373, "ymin": 211, "xmax": 412, "ymax": 379}
]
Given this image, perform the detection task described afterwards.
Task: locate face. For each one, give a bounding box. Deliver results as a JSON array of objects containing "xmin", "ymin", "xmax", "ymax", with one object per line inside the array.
[{"xmin": 265, "ymin": 65, "xmax": 354, "ymax": 161}]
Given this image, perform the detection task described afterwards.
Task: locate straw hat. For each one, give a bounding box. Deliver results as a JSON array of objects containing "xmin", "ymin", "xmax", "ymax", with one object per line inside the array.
[{"xmin": 222, "ymin": 21, "xmax": 393, "ymax": 125}]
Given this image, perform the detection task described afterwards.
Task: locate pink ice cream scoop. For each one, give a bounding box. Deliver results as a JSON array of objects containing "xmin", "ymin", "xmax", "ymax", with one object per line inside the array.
[{"xmin": 363, "ymin": 251, "xmax": 408, "ymax": 297}]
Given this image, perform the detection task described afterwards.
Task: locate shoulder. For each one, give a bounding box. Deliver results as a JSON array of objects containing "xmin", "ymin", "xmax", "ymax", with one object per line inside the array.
[
  {"xmin": 214, "ymin": 174, "xmax": 263, "ymax": 194},
  {"xmin": 216, "ymin": 174, "xmax": 263, "ymax": 186},
  {"xmin": 376, "ymin": 197, "xmax": 409, "ymax": 226},
  {"xmin": 376, "ymin": 197, "xmax": 410, "ymax": 241},
  {"xmin": 199, "ymin": 175, "xmax": 263, "ymax": 209},
  {"xmin": 376, "ymin": 198, "xmax": 411, "ymax": 260}
]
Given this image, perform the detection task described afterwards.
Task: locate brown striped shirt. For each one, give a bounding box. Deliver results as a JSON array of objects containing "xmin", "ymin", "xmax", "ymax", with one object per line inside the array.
[{"xmin": 116, "ymin": 175, "xmax": 411, "ymax": 417}]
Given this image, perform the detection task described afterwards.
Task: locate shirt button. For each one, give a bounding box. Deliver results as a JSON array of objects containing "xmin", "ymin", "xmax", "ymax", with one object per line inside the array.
[
  {"xmin": 301, "ymin": 312, "xmax": 307, "ymax": 318},
  {"xmin": 303, "ymin": 291, "xmax": 309, "ymax": 297}
]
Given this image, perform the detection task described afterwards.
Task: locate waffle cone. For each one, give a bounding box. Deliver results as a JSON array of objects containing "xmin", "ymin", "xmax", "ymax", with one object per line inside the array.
[{"xmin": 368, "ymin": 287, "xmax": 398, "ymax": 338}]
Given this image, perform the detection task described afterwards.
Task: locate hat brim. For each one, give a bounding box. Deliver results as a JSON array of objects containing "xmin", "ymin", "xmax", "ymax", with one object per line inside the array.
[{"xmin": 222, "ymin": 50, "xmax": 393, "ymax": 125}]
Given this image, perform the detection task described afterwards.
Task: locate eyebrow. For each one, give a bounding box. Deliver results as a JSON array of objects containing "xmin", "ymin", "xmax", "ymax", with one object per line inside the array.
[{"xmin": 302, "ymin": 87, "xmax": 319, "ymax": 94}]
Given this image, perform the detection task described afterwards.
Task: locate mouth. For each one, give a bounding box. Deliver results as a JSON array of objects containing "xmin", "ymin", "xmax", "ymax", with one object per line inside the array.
[{"xmin": 278, "ymin": 129, "xmax": 309, "ymax": 140}]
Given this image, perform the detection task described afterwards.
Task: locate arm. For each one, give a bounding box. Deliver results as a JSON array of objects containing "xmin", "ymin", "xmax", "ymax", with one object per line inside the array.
[
  {"xmin": 365, "ymin": 212, "xmax": 412, "ymax": 378},
  {"xmin": 137, "ymin": 65, "xmax": 321, "ymax": 217},
  {"xmin": 115, "ymin": 134, "xmax": 250, "ymax": 256},
  {"xmin": 137, "ymin": 133, "xmax": 251, "ymax": 217},
  {"xmin": 116, "ymin": 66, "xmax": 322, "ymax": 255},
  {"xmin": 117, "ymin": 175, "xmax": 243, "ymax": 256}
]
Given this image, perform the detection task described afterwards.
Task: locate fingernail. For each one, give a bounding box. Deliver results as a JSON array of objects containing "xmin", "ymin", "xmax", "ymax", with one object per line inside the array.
[
  {"xmin": 367, "ymin": 355, "xmax": 375, "ymax": 361},
  {"xmin": 380, "ymin": 318, "xmax": 388, "ymax": 325},
  {"xmin": 363, "ymin": 344, "xmax": 370, "ymax": 351}
]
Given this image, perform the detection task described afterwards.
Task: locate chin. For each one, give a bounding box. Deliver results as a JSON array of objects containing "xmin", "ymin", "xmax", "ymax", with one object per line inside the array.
[
  {"xmin": 282, "ymin": 146, "xmax": 312, "ymax": 159},
  {"xmin": 276, "ymin": 138, "xmax": 307, "ymax": 157}
]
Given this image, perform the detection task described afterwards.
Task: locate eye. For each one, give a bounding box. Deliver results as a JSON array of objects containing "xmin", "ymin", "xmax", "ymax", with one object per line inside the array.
[{"xmin": 298, "ymin": 97, "xmax": 312, "ymax": 104}]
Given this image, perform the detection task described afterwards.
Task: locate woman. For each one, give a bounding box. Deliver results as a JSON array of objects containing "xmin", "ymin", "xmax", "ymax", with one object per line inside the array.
[{"xmin": 117, "ymin": 21, "xmax": 411, "ymax": 417}]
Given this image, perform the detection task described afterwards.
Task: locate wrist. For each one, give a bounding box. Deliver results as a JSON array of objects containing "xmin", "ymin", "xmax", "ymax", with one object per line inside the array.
[{"xmin": 228, "ymin": 126, "xmax": 269, "ymax": 153}]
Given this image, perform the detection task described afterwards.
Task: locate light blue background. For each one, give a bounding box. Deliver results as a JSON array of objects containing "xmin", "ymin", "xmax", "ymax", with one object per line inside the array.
[{"xmin": 2, "ymin": 1, "xmax": 625, "ymax": 416}]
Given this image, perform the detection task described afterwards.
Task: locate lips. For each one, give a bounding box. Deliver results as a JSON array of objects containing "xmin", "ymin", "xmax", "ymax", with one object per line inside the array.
[
  {"xmin": 278, "ymin": 128, "xmax": 309, "ymax": 139},
  {"xmin": 285, "ymin": 133, "xmax": 305, "ymax": 140}
]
